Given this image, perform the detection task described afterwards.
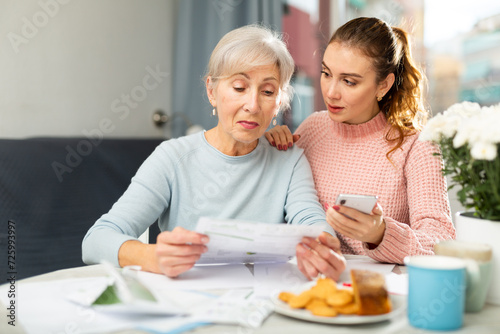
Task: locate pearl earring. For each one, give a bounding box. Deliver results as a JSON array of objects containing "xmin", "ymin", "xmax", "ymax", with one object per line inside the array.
[
  {"xmin": 377, "ymin": 96, "xmax": 383, "ymax": 102},
  {"xmin": 272, "ymin": 117, "xmax": 277, "ymax": 126}
]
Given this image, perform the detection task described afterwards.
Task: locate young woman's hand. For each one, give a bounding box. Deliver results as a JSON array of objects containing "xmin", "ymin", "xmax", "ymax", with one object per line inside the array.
[
  {"xmin": 295, "ymin": 231, "xmax": 346, "ymax": 281},
  {"xmin": 264, "ymin": 125, "xmax": 300, "ymax": 150},
  {"xmin": 155, "ymin": 226, "xmax": 209, "ymax": 277},
  {"xmin": 325, "ymin": 203, "xmax": 386, "ymax": 246}
]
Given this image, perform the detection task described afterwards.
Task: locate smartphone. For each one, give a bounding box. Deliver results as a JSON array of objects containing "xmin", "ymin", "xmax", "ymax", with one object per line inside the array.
[{"xmin": 335, "ymin": 194, "xmax": 378, "ymax": 214}]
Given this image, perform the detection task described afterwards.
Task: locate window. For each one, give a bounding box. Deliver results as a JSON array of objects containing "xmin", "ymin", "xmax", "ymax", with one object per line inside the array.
[{"xmin": 282, "ymin": 0, "xmax": 500, "ymax": 128}]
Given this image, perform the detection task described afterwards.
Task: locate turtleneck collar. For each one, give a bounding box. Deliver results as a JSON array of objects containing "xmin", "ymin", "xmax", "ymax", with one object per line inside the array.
[{"xmin": 329, "ymin": 111, "xmax": 388, "ymax": 141}]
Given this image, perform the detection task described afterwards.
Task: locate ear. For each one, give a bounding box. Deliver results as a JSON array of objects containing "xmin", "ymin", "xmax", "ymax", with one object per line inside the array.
[
  {"xmin": 377, "ymin": 73, "xmax": 395, "ymax": 98},
  {"xmin": 206, "ymin": 76, "xmax": 216, "ymax": 106}
]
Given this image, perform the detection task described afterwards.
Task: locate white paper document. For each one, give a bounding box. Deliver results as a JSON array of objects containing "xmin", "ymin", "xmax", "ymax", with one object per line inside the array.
[
  {"xmin": 0, "ymin": 277, "xmax": 210, "ymax": 334},
  {"xmin": 253, "ymin": 260, "xmax": 309, "ymax": 298},
  {"xmin": 136, "ymin": 263, "xmax": 255, "ymax": 290},
  {"xmin": 195, "ymin": 217, "xmax": 325, "ymax": 264},
  {"xmin": 189, "ymin": 288, "xmax": 274, "ymax": 329}
]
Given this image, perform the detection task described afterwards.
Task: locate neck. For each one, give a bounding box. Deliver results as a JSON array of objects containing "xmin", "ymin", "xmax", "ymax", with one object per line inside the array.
[
  {"xmin": 204, "ymin": 127, "xmax": 259, "ymax": 156},
  {"xmin": 330, "ymin": 110, "xmax": 387, "ymax": 140},
  {"xmin": 345, "ymin": 106, "xmax": 381, "ymax": 125}
]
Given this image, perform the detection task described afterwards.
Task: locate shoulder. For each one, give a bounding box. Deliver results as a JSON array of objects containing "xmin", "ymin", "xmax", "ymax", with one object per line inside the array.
[
  {"xmin": 295, "ymin": 111, "xmax": 329, "ymax": 146},
  {"xmin": 258, "ymin": 137, "xmax": 306, "ymax": 164},
  {"xmin": 297, "ymin": 111, "xmax": 328, "ymax": 130},
  {"xmin": 401, "ymin": 131, "xmax": 443, "ymax": 169},
  {"xmin": 144, "ymin": 132, "xmax": 206, "ymax": 168},
  {"xmin": 404, "ymin": 131, "xmax": 440, "ymax": 156},
  {"xmin": 157, "ymin": 132, "xmax": 204, "ymax": 155},
  {"xmin": 259, "ymin": 136, "xmax": 305, "ymax": 157}
]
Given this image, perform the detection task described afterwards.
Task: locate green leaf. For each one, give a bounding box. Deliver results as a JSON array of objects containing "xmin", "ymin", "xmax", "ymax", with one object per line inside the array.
[{"xmin": 93, "ymin": 285, "xmax": 121, "ymax": 305}]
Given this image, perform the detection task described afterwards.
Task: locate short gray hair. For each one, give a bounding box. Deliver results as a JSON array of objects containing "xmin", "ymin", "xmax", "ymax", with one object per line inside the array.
[{"xmin": 205, "ymin": 24, "xmax": 295, "ymax": 112}]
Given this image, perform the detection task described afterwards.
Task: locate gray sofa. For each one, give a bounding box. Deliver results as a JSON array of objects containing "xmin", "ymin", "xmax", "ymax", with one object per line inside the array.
[{"xmin": 0, "ymin": 137, "xmax": 163, "ymax": 279}]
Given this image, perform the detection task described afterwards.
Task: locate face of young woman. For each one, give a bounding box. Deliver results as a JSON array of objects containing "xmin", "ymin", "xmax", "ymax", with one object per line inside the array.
[
  {"xmin": 320, "ymin": 42, "xmax": 391, "ymax": 125},
  {"xmin": 208, "ymin": 64, "xmax": 281, "ymax": 146}
]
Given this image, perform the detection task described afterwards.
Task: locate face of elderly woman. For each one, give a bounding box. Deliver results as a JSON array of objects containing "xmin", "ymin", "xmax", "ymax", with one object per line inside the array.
[{"xmin": 207, "ymin": 64, "xmax": 281, "ymax": 146}]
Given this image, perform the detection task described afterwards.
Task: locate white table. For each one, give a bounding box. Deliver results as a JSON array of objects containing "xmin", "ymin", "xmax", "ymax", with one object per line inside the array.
[{"xmin": 1, "ymin": 261, "xmax": 499, "ymax": 334}]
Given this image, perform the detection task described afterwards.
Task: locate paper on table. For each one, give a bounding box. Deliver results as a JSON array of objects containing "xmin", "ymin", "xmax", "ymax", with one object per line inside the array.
[
  {"xmin": 136, "ymin": 263, "xmax": 255, "ymax": 290},
  {"xmin": 0, "ymin": 277, "xmax": 211, "ymax": 334},
  {"xmin": 338, "ymin": 255, "xmax": 396, "ymax": 282},
  {"xmin": 195, "ymin": 217, "xmax": 325, "ymax": 264},
  {"xmin": 189, "ymin": 288, "xmax": 274, "ymax": 328},
  {"xmin": 253, "ymin": 260, "xmax": 309, "ymax": 298},
  {"xmin": 0, "ymin": 264, "xmax": 255, "ymax": 334},
  {"xmin": 137, "ymin": 289, "xmax": 275, "ymax": 332},
  {"xmin": 67, "ymin": 263, "xmax": 188, "ymax": 316},
  {"xmin": 385, "ymin": 272, "xmax": 409, "ymax": 295}
]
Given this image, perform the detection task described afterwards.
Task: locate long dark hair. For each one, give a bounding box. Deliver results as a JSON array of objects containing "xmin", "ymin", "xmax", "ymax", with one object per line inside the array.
[{"xmin": 329, "ymin": 17, "xmax": 427, "ymax": 159}]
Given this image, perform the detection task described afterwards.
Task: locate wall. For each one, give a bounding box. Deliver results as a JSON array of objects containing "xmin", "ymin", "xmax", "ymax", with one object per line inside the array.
[
  {"xmin": 447, "ymin": 176, "xmax": 466, "ymax": 224},
  {"xmin": 0, "ymin": 0, "xmax": 174, "ymax": 139}
]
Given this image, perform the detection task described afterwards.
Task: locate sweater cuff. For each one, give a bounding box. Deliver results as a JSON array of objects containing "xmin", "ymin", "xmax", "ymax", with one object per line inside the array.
[
  {"xmin": 321, "ymin": 222, "xmax": 337, "ymax": 238},
  {"xmin": 82, "ymin": 228, "xmax": 138, "ymax": 267},
  {"xmin": 362, "ymin": 217, "xmax": 407, "ymax": 264}
]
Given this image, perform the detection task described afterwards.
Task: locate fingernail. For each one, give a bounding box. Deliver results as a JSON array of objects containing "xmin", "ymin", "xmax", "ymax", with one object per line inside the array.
[
  {"xmin": 288, "ymin": 142, "xmax": 292, "ymax": 148},
  {"xmin": 283, "ymin": 145, "xmax": 288, "ymax": 151},
  {"xmin": 332, "ymin": 205, "xmax": 340, "ymax": 211},
  {"xmin": 201, "ymin": 237, "xmax": 209, "ymax": 244},
  {"xmin": 271, "ymin": 141, "xmax": 276, "ymax": 147},
  {"xmin": 323, "ymin": 202, "xmax": 329, "ymax": 211}
]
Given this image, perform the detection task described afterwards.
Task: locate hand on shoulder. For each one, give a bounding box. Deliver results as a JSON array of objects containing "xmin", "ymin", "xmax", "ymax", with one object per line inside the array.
[{"xmin": 265, "ymin": 125, "xmax": 300, "ymax": 150}]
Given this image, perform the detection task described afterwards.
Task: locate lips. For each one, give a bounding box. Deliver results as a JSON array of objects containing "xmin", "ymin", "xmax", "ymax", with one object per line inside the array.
[
  {"xmin": 327, "ymin": 104, "xmax": 344, "ymax": 113},
  {"xmin": 237, "ymin": 121, "xmax": 259, "ymax": 129}
]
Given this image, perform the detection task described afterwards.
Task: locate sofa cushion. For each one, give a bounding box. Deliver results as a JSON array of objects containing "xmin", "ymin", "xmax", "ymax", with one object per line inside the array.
[{"xmin": 0, "ymin": 137, "xmax": 163, "ymax": 279}]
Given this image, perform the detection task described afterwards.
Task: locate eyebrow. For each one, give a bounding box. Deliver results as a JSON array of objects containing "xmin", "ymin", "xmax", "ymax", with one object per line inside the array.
[
  {"xmin": 234, "ymin": 72, "xmax": 279, "ymax": 82},
  {"xmin": 321, "ymin": 61, "xmax": 363, "ymax": 78}
]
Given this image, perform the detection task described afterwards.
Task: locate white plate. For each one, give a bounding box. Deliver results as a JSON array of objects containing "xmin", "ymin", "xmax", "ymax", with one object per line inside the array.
[{"xmin": 271, "ymin": 283, "xmax": 406, "ymax": 325}]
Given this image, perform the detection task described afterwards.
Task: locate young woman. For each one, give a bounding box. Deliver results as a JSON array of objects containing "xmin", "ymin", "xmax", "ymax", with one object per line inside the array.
[
  {"xmin": 83, "ymin": 25, "xmax": 346, "ymax": 280},
  {"xmin": 266, "ymin": 17, "xmax": 455, "ymax": 264}
]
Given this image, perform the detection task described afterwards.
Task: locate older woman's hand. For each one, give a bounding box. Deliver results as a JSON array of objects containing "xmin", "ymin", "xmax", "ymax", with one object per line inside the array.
[
  {"xmin": 326, "ymin": 203, "xmax": 386, "ymax": 246},
  {"xmin": 296, "ymin": 231, "xmax": 346, "ymax": 281},
  {"xmin": 264, "ymin": 125, "xmax": 300, "ymax": 150},
  {"xmin": 155, "ymin": 226, "xmax": 209, "ymax": 278}
]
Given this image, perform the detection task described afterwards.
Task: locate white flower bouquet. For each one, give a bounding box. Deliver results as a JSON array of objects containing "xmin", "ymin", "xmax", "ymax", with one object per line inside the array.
[{"xmin": 420, "ymin": 101, "xmax": 500, "ymax": 221}]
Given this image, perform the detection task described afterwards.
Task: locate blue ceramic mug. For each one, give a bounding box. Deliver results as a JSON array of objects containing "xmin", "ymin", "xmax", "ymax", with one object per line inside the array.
[{"xmin": 404, "ymin": 255, "xmax": 479, "ymax": 331}]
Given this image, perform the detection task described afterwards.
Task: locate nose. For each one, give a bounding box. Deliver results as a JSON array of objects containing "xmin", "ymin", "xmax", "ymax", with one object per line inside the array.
[
  {"xmin": 244, "ymin": 90, "xmax": 260, "ymax": 113},
  {"xmin": 325, "ymin": 80, "xmax": 341, "ymax": 100}
]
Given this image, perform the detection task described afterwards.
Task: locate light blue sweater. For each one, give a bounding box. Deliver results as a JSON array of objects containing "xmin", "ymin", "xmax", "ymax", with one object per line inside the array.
[{"xmin": 82, "ymin": 131, "xmax": 330, "ymax": 266}]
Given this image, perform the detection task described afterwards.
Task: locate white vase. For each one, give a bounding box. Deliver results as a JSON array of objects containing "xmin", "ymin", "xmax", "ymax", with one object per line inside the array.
[{"xmin": 455, "ymin": 212, "xmax": 500, "ymax": 305}]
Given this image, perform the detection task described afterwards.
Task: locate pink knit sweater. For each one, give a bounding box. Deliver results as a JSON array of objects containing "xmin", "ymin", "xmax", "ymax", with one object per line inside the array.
[{"xmin": 296, "ymin": 111, "xmax": 455, "ymax": 264}]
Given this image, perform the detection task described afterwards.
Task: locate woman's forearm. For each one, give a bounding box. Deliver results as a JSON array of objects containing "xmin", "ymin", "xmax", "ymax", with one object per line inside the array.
[{"xmin": 118, "ymin": 240, "xmax": 160, "ymax": 273}]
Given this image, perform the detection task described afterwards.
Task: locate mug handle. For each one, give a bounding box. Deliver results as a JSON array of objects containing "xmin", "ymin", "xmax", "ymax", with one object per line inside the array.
[{"xmin": 464, "ymin": 259, "xmax": 481, "ymax": 300}]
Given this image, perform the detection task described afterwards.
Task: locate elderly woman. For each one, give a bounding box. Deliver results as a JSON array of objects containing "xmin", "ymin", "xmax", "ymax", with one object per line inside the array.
[{"xmin": 82, "ymin": 25, "xmax": 345, "ymax": 280}]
